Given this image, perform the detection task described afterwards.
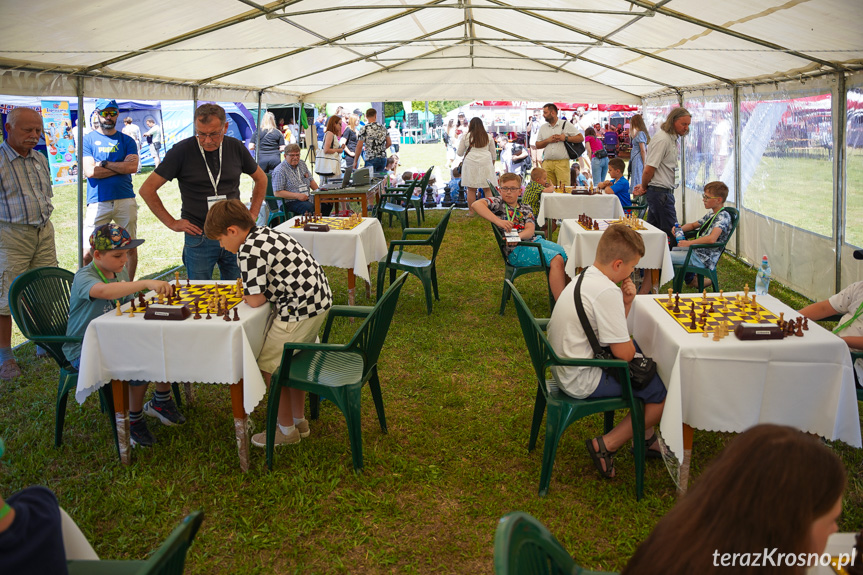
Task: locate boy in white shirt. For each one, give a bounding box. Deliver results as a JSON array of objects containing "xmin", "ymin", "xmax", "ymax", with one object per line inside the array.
[{"xmin": 548, "ymin": 224, "xmax": 666, "ymax": 479}]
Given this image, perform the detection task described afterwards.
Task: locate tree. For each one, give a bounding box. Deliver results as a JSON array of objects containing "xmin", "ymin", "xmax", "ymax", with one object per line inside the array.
[{"xmin": 410, "ymin": 101, "xmax": 470, "ymax": 117}]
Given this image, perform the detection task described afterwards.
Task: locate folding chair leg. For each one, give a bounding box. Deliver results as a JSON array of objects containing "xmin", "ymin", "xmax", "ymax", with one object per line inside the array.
[
  {"xmin": 527, "ymin": 386, "xmax": 546, "ymax": 452},
  {"xmin": 171, "ymin": 382, "xmax": 183, "ymax": 410},
  {"xmin": 55, "ymin": 375, "xmax": 72, "ymax": 448},
  {"xmin": 538, "ymin": 408, "xmax": 566, "ymax": 496}
]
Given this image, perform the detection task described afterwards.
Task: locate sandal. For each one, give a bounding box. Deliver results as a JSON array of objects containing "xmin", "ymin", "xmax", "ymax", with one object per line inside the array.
[
  {"xmin": 630, "ymin": 433, "xmax": 667, "ymax": 459},
  {"xmin": 585, "ymin": 436, "xmax": 616, "ymax": 479}
]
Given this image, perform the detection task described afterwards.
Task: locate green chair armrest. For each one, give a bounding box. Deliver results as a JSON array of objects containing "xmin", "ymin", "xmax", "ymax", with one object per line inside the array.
[
  {"xmin": 403, "ymin": 228, "xmax": 435, "ymax": 236},
  {"xmin": 28, "ymin": 335, "xmax": 81, "ymax": 344},
  {"xmin": 322, "ymin": 305, "xmax": 374, "ymax": 341},
  {"xmin": 534, "ymin": 230, "xmax": 546, "ymax": 239},
  {"xmin": 536, "ymin": 318, "xmax": 550, "ymax": 331},
  {"xmin": 388, "ymin": 239, "xmax": 431, "ymax": 248}
]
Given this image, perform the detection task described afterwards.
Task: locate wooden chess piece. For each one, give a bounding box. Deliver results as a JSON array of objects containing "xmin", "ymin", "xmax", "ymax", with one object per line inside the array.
[
  {"xmin": 193, "ymin": 297, "xmax": 201, "ymax": 319},
  {"xmin": 703, "ymin": 289, "xmax": 708, "ymax": 301},
  {"xmin": 709, "ymin": 303, "xmax": 715, "ymax": 313},
  {"xmin": 689, "ymin": 310, "xmax": 697, "ymax": 330},
  {"xmin": 115, "ymin": 301, "xmax": 122, "ymax": 316},
  {"xmin": 743, "ymin": 283, "xmax": 750, "ymax": 302},
  {"xmin": 186, "ymin": 278, "xmax": 191, "ymax": 288},
  {"xmin": 233, "ymin": 308, "xmax": 240, "ymax": 321},
  {"xmin": 795, "ymin": 318, "xmax": 803, "ymax": 336},
  {"xmin": 803, "ymin": 317, "xmax": 809, "ymax": 331},
  {"xmin": 128, "ymin": 306, "xmax": 135, "ymax": 318},
  {"xmin": 667, "ymin": 288, "xmax": 673, "ymax": 305},
  {"xmin": 223, "ymin": 308, "xmax": 232, "ymax": 321}
]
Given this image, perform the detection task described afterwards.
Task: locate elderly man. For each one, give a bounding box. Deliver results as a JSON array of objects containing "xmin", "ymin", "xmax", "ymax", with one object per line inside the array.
[
  {"xmin": 82, "ymin": 98, "xmax": 140, "ymax": 278},
  {"xmin": 634, "ymin": 107, "xmax": 692, "ymax": 237},
  {"xmin": 353, "ymin": 108, "xmax": 390, "ymax": 173},
  {"xmin": 271, "ymin": 143, "xmax": 332, "ymax": 217},
  {"xmin": 0, "ymin": 108, "xmax": 57, "ymax": 380},
  {"xmin": 535, "ymin": 103, "xmax": 583, "ymax": 187},
  {"xmin": 139, "ymin": 103, "xmax": 266, "ymax": 280}
]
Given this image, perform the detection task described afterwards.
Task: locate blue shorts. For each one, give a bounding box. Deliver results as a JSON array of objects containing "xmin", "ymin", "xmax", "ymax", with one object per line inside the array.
[
  {"xmin": 508, "ymin": 237, "xmax": 567, "ymax": 268},
  {"xmin": 670, "ymin": 247, "xmax": 707, "ymax": 269},
  {"xmin": 589, "ymin": 345, "xmax": 667, "ymax": 405}
]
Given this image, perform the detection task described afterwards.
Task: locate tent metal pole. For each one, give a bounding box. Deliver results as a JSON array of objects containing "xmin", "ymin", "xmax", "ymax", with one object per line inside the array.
[
  {"xmin": 192, "ymin": 86, "xmax": 198, "ymax": 117},
  {"xmin": 76, "ymin": 77, "xmax": 84, "ymax": 269},
  {"xmin": 733, "ymin": 85, "xmax": 741, "ymax": 256},
  {"xmin": 678, "ymin": 91, "xmax": 686, "ymax": 223},
  {"xmin": 834, "ymin": 72, "xmax": 847, "ymax": 293},
  {"xmin": 255, "ymin": 91, "xmax": 262, "ymax": 163}
]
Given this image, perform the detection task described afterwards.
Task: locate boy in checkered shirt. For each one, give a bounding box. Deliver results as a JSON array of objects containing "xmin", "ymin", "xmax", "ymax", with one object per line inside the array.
[{"xmin": 204, "ymin": 199, "xmax": 333, "ymax": 448}]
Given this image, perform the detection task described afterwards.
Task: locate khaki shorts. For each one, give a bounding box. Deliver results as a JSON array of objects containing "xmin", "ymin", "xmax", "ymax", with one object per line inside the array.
[
  {"xmin": 542, "ymin": 158, "xmax": 571, "ymax": 187},
  {"xmin": 257, "ymin": 311, "xmax": 329, "ymax": 375},
  {"xmin": 83, "ymin": 198, "xmax": 139, "ymax": 244},
  {"xmin": 0, "ymin": 220, "xmax": 58, "ymax": 315}
]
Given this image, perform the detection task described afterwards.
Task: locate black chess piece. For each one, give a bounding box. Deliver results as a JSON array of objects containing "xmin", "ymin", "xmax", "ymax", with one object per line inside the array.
[{"xmin": 233, "ymin": 308, "xmax": 240, "ymax": 321}]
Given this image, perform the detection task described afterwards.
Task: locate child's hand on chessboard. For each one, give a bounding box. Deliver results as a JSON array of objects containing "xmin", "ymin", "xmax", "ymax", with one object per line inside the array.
[{"xmin": 144, "ymin": 280, "xmax": 173, "ymax": 297}]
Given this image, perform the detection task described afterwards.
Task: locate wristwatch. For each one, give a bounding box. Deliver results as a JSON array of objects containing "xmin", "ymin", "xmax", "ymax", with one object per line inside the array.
[{"xmin": 100, "ymin": 160, "xmax": 108, "ymax": 168}]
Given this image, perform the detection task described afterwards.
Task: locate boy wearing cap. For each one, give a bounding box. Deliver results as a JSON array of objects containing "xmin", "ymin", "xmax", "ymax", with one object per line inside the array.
[
  {"xmin": 64, "ymin": 224, "xmax": 184, "ymax": 447},
  {"xmin": 203, "ymin": 199, "xmax": 332, "ymax": 448},
  {"xmin": 82, "ymin": 98, "xmax": 140, "ymax": 279}
]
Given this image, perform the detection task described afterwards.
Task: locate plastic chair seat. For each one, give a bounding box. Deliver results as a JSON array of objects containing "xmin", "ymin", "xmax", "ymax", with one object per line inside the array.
[
  {"xmin": 387, "ymin": 251, "xmax": 433, "ymax": 269},
  {"xmin": 288, "ymin": 349, "xmax": 365, "ymax": 388}
]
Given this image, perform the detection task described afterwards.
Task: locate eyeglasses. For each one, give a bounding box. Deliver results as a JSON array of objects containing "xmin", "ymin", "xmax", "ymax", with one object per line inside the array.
[
  {"xmin": 499, "ymin": 187, "xmax": 521, "ymax": 193},
  {"xmin": 286, "ymin": 153, "xmax": 301, "ymax": 157},
  {"xmin": 703, "ymin": 195, "xmax": 720, "ymax": 200},
  {"xmin": 98, "ymin": 110, "xmax": 118, "ymax": 118},
  {"xmin": 195, "ymin": 131, "xmax": 224, "ymax": 141}
]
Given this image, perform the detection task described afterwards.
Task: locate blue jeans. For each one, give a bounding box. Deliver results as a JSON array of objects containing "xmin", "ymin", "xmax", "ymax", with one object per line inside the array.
[
  {"xmin": 645, "ymin": 186, "xmax": 679, "ymax": 237},
  {"xmin": 591, "ymin": 156, "xmax": 609, "ymax": 183},
  {"xmin": 282, "ymin": 199, "xmax": 332, "ymax": 216},
  {"xmin": 364, "ymin": 157, "xmax": 387, "ymax": 173},
  {"xmin": 183, "ymin": 233, "xmax": 240, "ymax": 281}
]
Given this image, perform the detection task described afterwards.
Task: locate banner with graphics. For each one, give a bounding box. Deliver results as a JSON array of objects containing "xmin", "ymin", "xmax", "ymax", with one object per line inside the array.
[{"xmin": 40, "ymin": 100, "xmax": 78, "ymax": 185}]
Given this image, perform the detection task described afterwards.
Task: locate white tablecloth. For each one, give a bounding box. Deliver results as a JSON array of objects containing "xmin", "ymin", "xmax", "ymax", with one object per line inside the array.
[
  {"xmin": 75, "ymin": 282, "xmax": 271, "ymax": 414},
  {"xmin": 536, "ymin": 193, "xmax": 625, "ymax": 222},
  {"xmin": 274, "ymin": 216, "xmax": 388, "ymax": 284},
  {"xmin": 628, "ymin": 293, "xmax": 862, "ymax": 462},
  {"xmin": 557, "ymin": 218, "xmax": 674, "ymax": 285}
]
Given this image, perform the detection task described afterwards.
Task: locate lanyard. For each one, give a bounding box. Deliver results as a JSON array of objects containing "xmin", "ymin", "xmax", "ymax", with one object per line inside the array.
[
  {"xmin": 697, "ymin": 208, "xmax": 724, "ymax": 238},
  {"xmin": 834, "ymin": 299, "xmax": 863, "ymax": 335},
  {"xmin": 504, "ymin": 204, "xmax": 519, "ymax": 222},
  {"xmin": 197, "ymin": 140, "xmax": 223, "ymax": 195},
  {"xmin": 93, "ymin": 264, "xmax": 120, "ymax": 308}
]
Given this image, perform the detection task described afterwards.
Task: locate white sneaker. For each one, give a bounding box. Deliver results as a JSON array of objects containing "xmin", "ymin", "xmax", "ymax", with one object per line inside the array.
[{"xmin": 251, "ymin": 426, "xmax": 300, "ymax": 448}]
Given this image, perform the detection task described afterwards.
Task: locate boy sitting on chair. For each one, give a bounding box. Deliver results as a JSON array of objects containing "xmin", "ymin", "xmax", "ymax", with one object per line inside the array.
[
  {"xmin": 204, "ymin": 199, "xmax": 332, "ymax": 448},
  {"xmin": 472, "ymin": 172, "xmax": 569, "ymax": 301},
  {"xmin": 548, "ymin": 224, "xmax": 666, "ymax": 479},
  {"xmin": 64, "ymin": 224, "xmax": 182, "ymax": 447},
  {"xmin": 639, "ymin": 181, "xmax": 733, "ymax": 294},
  {"xmin": 597, "ymin": 157, "xmax": 631, "ymax": 209},
  {"xmin": 521, "ymin": 166, "xmax": 554, "ymax": 222}
]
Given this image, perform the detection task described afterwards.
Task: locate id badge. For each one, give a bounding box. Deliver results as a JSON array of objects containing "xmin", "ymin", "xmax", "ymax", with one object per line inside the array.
[
  {"xmin": 298, "ymin": 185, "xmax": 309, "ymax": 194},
  {"xmin": 206, "ymin": 194, "xmax": 227, "ymax": 211}
]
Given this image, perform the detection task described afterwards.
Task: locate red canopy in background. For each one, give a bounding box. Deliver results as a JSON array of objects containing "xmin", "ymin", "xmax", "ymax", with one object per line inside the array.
[{"xmin": 477, "ymin": 101, "xmax": 640, "ymax": 112}]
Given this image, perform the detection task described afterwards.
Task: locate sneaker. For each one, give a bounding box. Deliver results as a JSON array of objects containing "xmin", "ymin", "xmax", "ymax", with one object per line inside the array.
[
  {"xmin": 251, "ymin": 426, "xmax": 300, "ymax": 448},
  {"xmin": 0, "ymin": 358, "xmax": 22, "ymax": 381},
  {"xmin": 143, "ymin": 398, "xmax": 187, "ymax": 426},
  {"xmin": 130, "ymin": 419, "xmax": 156, "ymax": 447},
  {"xmin": 295, "ymin": 419, "xmax": 310, "ymax": 438}
]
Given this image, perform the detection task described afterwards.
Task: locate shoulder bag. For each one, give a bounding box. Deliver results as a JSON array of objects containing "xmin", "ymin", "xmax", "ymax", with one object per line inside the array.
[
  {"xmin": 573, "ymin": 268, "xmax": 657, "ymax": 390},
  {"xmin": 561, "ymin": 124, "xmax": 586, "ymax": 160}
]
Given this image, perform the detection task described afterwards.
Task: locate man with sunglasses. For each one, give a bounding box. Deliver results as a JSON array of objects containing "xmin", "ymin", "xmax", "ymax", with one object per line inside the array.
[
  {"xmin": 82, "ymin": 98, "xmax": 140, "ymax": 279},
  {"xmin": 139, "ymin": 103, "xmax": 266, "ymax": 281}
]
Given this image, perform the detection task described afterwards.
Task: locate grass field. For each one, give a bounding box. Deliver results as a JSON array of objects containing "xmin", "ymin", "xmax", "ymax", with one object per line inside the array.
[{"xmin": 2, "ymin": 144, "xmax": 861, "ymax": 573}]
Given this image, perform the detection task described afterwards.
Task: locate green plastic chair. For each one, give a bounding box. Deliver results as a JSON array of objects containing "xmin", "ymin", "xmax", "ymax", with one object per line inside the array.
[
  {"xmin": 67, "ymin": 511, "xmax": 204, "ymax": 574},
  {"xmin": 623, "ymin": 195, "xmax": 647, "ymax": 219},
  {"xmin": 265, "ymin": 273, "xmax": 409, "ymax": 471},
  {"xmin": 373, "ymin": 187, "xmax": 410, "ymax": 230},
  {"xmin": 508, "ymin": 280, "xmax": 646, "ymax": 499},
  {"xmin": 9, "ymin": 267, "xmax": 183, "ymax": 452},
  {"xmin": 672, "ymin": 206, "xmax": 739, "ymax": 293},
  {"xmin": 376, "ymin": 207, "xmax": 454, "ymax": 315},
  {"xmin": 487, "ymin": 179, "xmax": 501, "ymax": 198},
  {"xmin": 406, "ymin": 166, "xmax": 434, "ymax": 225},
  {"xmin": 494, "ymin": 511, "xmax": 618, "ymax": 575},
  {"xmin": 264, "ymin": 172, "xmax": 287, "ymax": 227},
  {"xmin": 492, "ymin": 224, "xmax": 554, "ymax": 316}
]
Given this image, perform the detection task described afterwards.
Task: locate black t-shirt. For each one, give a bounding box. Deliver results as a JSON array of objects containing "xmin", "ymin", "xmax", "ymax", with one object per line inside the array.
[
  {"xmin": 0, "ymin": 486, "xmax": 67, "ymax": 575},
  {"xmin": 343, "ymin": 127, "xmax": 358, "ymax": 154},
  {"xmin": 156, "ymin": 136, "xmax": 258, "ymax": 229},
  {"xmin": 255, "ymin": 129, "xmax": 285, "ymax": 157}
]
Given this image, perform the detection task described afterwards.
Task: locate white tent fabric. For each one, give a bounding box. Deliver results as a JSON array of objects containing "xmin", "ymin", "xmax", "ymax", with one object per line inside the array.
[{"xmin": 1, "ymin": 0, "xmax": 860, "ymax": 103}]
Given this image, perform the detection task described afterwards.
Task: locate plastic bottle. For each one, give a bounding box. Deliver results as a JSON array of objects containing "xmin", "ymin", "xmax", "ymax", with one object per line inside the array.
[
  {"xmin": 755, "ymin": 255, "xmax": 771, "ymax": 295},
  {"xmin": 673, "ymin": 224, "xmax": 685, "ymax": 243}
]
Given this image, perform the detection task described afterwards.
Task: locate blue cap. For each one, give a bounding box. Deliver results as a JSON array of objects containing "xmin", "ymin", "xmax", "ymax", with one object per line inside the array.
[{"xmin": 95, "ymin": 98, "xmax": 118, "ymax": 110}]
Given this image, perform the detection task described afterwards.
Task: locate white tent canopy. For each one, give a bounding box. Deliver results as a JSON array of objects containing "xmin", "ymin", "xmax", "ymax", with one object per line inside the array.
[{"xmin": 1, "ymin": 1, "xmax": 860, "ymax": 103}]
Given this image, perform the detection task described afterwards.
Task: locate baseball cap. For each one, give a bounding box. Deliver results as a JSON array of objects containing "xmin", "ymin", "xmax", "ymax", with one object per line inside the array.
[
  {"xmin": 90, "ymin": 223, "xmax": 144, "ymax": 251},
  {"xmin": 353, "ymin": 108, "xmax": 362, "ymax": 115},
  {"xmin": 95, "ymin": 98, "xmax": 118, "ymax": 110}
]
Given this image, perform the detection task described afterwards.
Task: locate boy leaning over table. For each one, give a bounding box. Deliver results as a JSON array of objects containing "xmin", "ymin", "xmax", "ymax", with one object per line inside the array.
[
  {"xmin": 203, "ymin": 199, "xmax": 333, "ymax": 449},
  {"xmin": 639, "ymin": 180, "xmax": 733, "ymax": 295},
  {"xmin": 64, "ymin": 224, "xmax": 184, "ymax": 448}
]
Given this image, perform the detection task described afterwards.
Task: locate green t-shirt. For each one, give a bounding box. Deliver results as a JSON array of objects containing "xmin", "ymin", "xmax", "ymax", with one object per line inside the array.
[{"xmin": 63, "ymin": 263, "xmax": 130, "ymax": 362}]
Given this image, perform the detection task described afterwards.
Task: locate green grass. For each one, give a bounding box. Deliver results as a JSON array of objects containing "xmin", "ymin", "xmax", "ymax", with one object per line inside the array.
[{"xmin": 2, "ymin": 144, "xmax": 862, "ymax": 573}]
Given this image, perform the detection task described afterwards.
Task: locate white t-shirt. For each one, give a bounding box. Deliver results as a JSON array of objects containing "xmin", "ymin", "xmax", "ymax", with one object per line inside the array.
[
  {"xmin": 829, "ymin": 281, "xmax": 863, "ymax": 379},
  {"xmin": 644, "ymin": 129, "xmax": 679, "ymax": 190},
  {"xmin": 537, "ymin": 119, "xmax": 581, "ymax": 161},
  {"xmin": 547, "ymin": 267, "xmax": 631, "ymax": 398}
]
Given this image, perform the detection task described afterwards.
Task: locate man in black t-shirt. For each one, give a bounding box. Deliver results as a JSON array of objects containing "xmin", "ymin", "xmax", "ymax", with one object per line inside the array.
[{"xmin": 140, "ymin": 103, "xmax": 267, "ymax": 280}]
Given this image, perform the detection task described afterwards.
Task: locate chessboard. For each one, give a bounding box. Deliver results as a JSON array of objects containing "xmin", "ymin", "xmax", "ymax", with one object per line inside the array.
[
  {"xmin": 656, "ymin": 294, "xmax": 781, "ymax": 334},
  {"xmin": 129, "ymin": 282, "xmax": 243, "ymax": 314},
  {"xmin": 290, "ymin": 214, "xmax": 364, "ymax": 230}
]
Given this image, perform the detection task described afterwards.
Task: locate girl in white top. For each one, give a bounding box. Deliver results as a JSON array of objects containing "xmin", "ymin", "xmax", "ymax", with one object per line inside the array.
[{"xmin": 456, "ymin": 117, "xmax": 497, "ymax": 213}]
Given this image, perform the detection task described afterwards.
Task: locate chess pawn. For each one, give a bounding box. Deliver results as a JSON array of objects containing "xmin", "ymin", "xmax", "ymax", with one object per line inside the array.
[
  {"xmin": 115, "ymin": 301, "xmax": 123, "ymax": 316},
  {"xmin": 128, "ymin": 306, "xmax": 135, "ymax": 318}
]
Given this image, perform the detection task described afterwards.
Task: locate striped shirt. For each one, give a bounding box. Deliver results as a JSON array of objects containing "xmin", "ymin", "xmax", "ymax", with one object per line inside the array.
[
  {"xmin": 0, "ymin": 141, "xmax": 54, "ymax": 226},
  {"xmin": 271, "ymin": 159, "xmax": 313, "ymax": 195}
]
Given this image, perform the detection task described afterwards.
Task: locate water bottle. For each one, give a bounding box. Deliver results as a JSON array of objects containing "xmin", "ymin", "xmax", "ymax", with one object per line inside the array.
[
  {"xmin": 673, "ymin": 224, "xmax": 685, "ymax": 243},
  {"xmin": 755, "ymin": 255, "xmax": 771, "ymax": 295}
]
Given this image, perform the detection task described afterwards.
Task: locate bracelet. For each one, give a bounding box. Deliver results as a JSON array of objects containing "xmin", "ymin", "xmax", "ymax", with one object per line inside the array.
[{"xmin": 0, "ymin": 503, "xmax": 11, "ymax": 521}]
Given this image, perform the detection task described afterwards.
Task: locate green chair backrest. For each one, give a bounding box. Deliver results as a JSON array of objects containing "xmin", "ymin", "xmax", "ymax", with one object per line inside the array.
[
  {"xmin": 265, "ymin": 173, "xmax": 280, "ymax": 212},
  {"xmin": 426, "ymin": 206, "xmax": 455, "ymax": 260},
  {"xmin": 490, "ymin": 223, "xmax": 511, "ymax": 263},
  {"xmin": 8, "ymin": 267, "xmax": 75, "ymax": 370},
  {"xmin": 346, "ymin": 273, "xmax": 409, "ymax": 370},
  {"xmin": 140, "ymin": 511, "xmax": 204, "ymax": 575},
  {"xmin": 508, "ymin": 279, "xmax": 555, "ymax": 385},
  {"xmin": 493, "ymin": 511, "xmax": 579, "ymax": 575}
]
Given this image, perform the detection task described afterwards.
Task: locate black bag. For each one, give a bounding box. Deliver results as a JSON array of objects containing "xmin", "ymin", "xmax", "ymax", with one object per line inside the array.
[
  {"xmin": 513, "ymin": 143, "xmax": 531, "ymax": 171},
  {"xmin": 593, "ymin": 147, "xmax": 608, "ymax": 159},
  {"xmin": 573, "ymin": 269, "xmax": 657, "ymax": 390},
  {"xmin": 564, "ymin": 139, "xmax": 586, "ymax": 160}
]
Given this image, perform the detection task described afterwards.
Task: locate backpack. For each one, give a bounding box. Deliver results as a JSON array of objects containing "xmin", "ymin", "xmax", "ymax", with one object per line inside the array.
[
  {"xmin": 513, "ymin": 143, "xmax": 531, "ymax": 171},
  {"xmin": 442, "ymin": 131, "xmax": 450, "ymax": 146}
]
